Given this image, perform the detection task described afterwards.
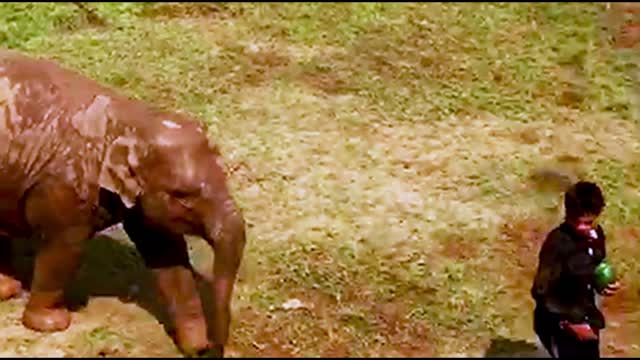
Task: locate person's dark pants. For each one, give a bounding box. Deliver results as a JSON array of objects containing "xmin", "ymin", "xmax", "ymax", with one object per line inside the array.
[{"xmin": 534, "ymin": 307, "xmax": 600, "ymax": 358}]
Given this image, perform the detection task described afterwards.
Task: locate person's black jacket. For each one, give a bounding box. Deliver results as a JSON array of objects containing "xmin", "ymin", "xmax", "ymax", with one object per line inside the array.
[{"xmin": 531, "ymin": 222, "xmax": 606, "ymax": 329}]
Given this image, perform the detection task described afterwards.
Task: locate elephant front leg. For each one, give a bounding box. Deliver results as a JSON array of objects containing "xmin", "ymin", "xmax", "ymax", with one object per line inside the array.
[
  {"xmin": 0, "ymin": 236, "xmax": 22, "ymax": 300},
  {"xmin": 153, "ymin": 266, "xmax": 210, "ymax": 357},
  {"xmin": 123, "ymin": 210, "xmax": 210, "ymax": 356}
]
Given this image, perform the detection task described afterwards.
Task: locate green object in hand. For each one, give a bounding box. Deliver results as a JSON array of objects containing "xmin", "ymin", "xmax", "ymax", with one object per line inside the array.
[{"xmin": 594, "ymin": 259, "xmax": 616, "ymax": 292}]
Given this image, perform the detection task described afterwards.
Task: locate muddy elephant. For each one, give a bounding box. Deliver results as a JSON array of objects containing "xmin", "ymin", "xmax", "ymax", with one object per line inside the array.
[{"xmin": 0, "ymin": 49, "xmax": 246, "ymax": 357}]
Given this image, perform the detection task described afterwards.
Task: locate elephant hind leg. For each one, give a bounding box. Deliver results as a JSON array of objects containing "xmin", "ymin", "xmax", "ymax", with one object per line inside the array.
[
  {"xmin": 123, "ymin": 206, "xmax": 210, "ymax": 357},
  {"xmin": 0, "ymin": 236, "xmax": 21, "ymax": 300},
  {"xmin": 22, "ymin": 180, "xmax": 93, "ymax": 332}
]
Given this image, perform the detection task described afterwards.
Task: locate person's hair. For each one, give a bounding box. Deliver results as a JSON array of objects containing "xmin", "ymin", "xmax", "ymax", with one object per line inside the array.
[{"xmin": 564, "ymin": 181, "xmax": 605, "ymax": 219}]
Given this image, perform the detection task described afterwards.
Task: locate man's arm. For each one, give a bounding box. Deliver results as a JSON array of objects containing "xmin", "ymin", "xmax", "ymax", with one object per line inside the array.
[{"xmin": 596, "ymin": 226, "xmax": 620, "ymax": 297}]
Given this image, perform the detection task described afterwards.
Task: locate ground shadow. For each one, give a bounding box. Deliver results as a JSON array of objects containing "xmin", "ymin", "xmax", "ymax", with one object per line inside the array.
[
  {"xmin": 484, "ymin": 337, "xmax": 549, "ymax": 358},
  {"xmin": 8, "ymin": 230, "xmax": 216, "ymax": 349}
]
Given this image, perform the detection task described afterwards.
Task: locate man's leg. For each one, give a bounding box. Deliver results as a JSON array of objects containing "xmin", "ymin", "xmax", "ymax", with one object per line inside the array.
[
  {"xmin": 578, "ymin": 330, "xmax": 601, "ymax": 359},
  {"xmin": 533, "ymin": 309, "xmax": 557, "ymax": 357},
  {"xmin": 535, "ymin": 330, "xmax": 555, "ymax": 357},
  {"xmin": 555, "ymin": 330, "xmax": 600, "ymax": 358}
]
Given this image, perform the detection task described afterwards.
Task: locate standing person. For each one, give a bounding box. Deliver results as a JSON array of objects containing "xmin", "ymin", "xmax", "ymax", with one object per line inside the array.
[{"xmin": 531, "ymin": 181, "xmax": 621, "ymax": 358}]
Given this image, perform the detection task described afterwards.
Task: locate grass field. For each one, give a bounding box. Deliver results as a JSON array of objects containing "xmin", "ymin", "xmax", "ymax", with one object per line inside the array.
[{"xmin": 1, "ymin": 2, "xmax": 640, "ymax": 357}]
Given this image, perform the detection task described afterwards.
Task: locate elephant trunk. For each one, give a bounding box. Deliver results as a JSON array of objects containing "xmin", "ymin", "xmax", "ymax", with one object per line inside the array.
[{"xmin": 202, "ymin": 197, "xmax": 246, "ymax": 355}]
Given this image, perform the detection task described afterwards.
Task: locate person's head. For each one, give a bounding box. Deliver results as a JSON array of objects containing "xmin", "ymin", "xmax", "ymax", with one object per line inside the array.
[{"xmin": 564, "ymin": 181, "xmax": 605, "ymax": 236}]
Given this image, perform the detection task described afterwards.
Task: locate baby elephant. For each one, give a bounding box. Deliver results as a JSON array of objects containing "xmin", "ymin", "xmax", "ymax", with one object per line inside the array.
[{"xmin": 0, "ymin": 49, "xmax": 246, "ymax": 357}]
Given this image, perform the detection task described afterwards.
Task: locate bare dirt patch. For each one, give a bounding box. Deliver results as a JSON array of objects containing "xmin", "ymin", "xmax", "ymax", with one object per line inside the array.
[
  {"xmin": 229, "ymin": 308, "xmax": 296, "ymax": 358},
  {"xmin": 374, "ymin": 302, "xmax": 435, "ymax": 357},
  {"xmin": 202, "ymin": 41, "xmax": 293, "ymax": 89},
  {"xmin": 242, "ymin": 47, "xmax": 291, "ymax": 87},
  {"xmin": 600, "ymin": 225, "xmax": 640, "ymax": 356},
  {"xmin": 440, "ymin": 234, "xmax": 480, "ymax": 261},
  {"xmin": 71, "ymin": 3, "xmax": 108, "ymax": 28},
  {"xmin": 141, "ymin": 3, "xmax": 232, "ymax": 21},
  {"xmin": 495, "ymin": 216, "xmax": 555, "ymax": 306},
  {"xmin": 298, "ymin": 70, "xmax": 353, "ymax": 96},
  {"xmin": 0, "ymin": 296, "xmax": 180, "ymax": 357},
  {"xmin": 491, "ymin": 216, "xmax": 556, "ymax": 335},
  {"xmin": 600, "ymin": 285, "xmax": 639, "ymax": 356}
]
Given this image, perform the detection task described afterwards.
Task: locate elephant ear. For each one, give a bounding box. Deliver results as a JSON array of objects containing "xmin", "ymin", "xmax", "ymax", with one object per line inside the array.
[{"xmin": 98, "ymin": 134, "xmax": 146, "ymax": 208}]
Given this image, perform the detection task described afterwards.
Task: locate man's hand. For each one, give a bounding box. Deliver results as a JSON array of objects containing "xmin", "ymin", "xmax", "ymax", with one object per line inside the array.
[
  {"xmin": 601, "ymin": 280, "xmax": 621, "ymax": 297},
  {"xmin": 560, "ymin": 321, "xmax": 599, "ymax": 341}
]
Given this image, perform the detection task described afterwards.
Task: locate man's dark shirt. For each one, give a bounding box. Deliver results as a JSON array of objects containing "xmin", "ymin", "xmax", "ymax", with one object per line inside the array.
[{"xmin": 531, "ymin": 222, "xmax": 606, "ymax": 329}]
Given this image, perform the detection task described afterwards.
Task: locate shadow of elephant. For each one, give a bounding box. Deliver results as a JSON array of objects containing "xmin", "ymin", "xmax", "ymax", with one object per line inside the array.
[
  {"xmin": 484, "ymin": 337, "xmax": 550, "ymax": 358},
  {"xmin": 7, "ymin": 228, "xmax": 217, "ymax": 349}
]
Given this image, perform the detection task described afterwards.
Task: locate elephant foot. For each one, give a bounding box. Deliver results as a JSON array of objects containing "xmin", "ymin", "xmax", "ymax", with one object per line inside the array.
[
  {"xmin": 0, "ymin": 274, "xmax": 21, "ymax": 300},
  {"xmin": 22, "ymin": 305, "xmax": 71, "ymax": 332},
  {"xmin": 174, "ymin": 318, "xmax": 212, "ymax": 357}
]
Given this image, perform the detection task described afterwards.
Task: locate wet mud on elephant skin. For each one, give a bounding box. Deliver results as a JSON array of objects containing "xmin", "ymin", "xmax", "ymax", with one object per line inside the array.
[{"xmin": 5, "ymin": 229, "xmax": 218, "ymax": 354}]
